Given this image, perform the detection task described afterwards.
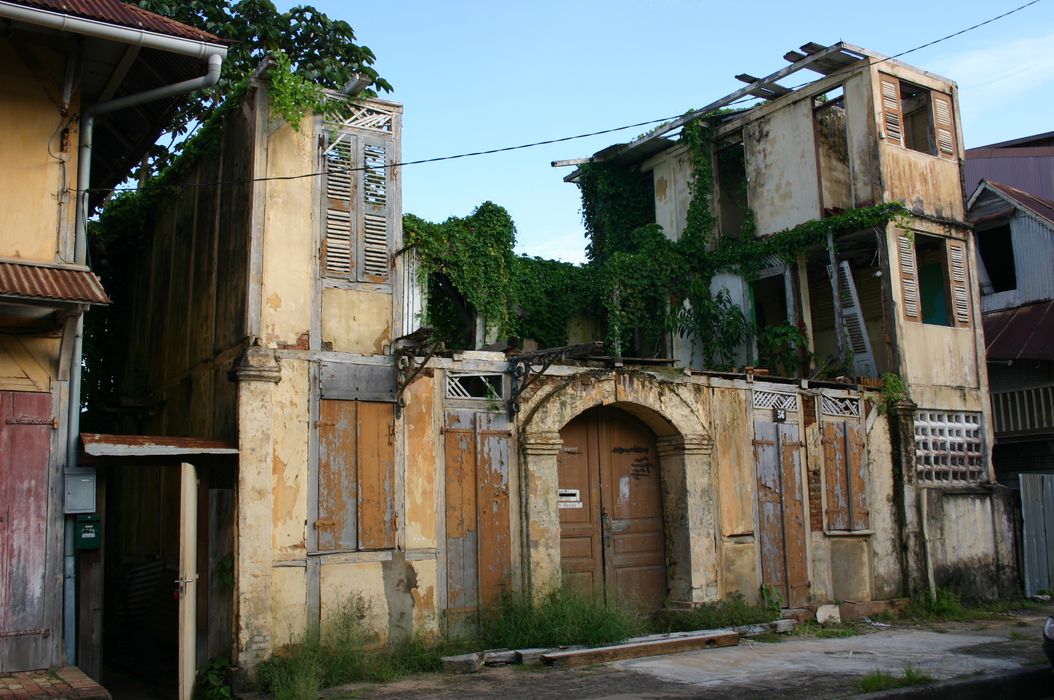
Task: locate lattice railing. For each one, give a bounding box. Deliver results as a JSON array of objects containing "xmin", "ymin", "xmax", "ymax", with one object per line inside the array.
[{"xmin": 914, "ymin": 410, "xmax": 985, "ymax": 484}]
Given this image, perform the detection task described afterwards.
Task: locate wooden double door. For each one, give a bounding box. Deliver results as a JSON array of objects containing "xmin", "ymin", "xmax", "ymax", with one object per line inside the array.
[{"xmin": 557, "ymin": 407, "xmax": 667, "ymax": 612}]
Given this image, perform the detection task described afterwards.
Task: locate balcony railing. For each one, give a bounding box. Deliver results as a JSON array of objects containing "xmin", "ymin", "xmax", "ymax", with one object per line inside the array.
[{"xmin": 991, "ymin": 383, "xmax": 1054, "ymax": 437}]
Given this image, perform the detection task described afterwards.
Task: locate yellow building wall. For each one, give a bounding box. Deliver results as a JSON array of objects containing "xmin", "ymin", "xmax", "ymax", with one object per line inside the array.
[
  {"xmin": 321, "ymin": 288, "xmax": 393, "ymax": 354},
  {"xmin": 262, "ymin": 119, "xmax": 315, "ymax": 348},
  {"xmin": 0, "ymin": 40, "xmax": 77, "ymax": 263}
]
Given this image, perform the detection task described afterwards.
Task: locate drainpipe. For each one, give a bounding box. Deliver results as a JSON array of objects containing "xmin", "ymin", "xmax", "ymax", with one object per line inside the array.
[{"xmin": 63, "ymin": 49, "xmax": 225, "ymax": 666}]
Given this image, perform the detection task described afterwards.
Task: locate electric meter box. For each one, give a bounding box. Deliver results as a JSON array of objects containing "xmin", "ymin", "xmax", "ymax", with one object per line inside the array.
[{"xmin": 65, "ymin": 468, "xmax": 97, "ymax": 514}]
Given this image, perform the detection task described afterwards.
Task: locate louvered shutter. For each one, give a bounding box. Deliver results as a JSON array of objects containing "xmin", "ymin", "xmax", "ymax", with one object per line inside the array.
[
  {"xmin": 931, "ymin": 92, "xmax": 956, "ymax": 160},
  {"xmin": 323, "ymin": 132, "xmax": 356, "ymax": 277},
  {"xmin": 946, "ymin": 240, "xmax": 971, "ymax": 327},
  {"xmin": 897, "ymin": 233, "xmax": 921, "ymax": 323},
  {"xmin": 879, "ymin": 75, "xmax": 904, "ymax": 147},
  {"xmin": 829, "ymin": 261, "xmax": 878, "ymax": 377},
  {"xmin": 360, "ymin": 137, "xmax": 391, "ymax": 282}
]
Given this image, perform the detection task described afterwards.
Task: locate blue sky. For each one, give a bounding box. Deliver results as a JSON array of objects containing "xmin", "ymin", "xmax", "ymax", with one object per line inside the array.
[{"xmin": 297, "ymin": 1, "xmax": 1054, "ymax": 262}]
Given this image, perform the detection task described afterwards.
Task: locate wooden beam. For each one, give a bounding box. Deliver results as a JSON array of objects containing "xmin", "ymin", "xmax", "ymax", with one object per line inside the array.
[{"xmin": 542, "ymin": 631, "xmax": 738, "ymax": 668}]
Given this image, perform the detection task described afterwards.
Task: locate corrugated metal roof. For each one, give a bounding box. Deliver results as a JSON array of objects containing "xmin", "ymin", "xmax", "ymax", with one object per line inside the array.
[
  {"xmin": 0, "ymin": 261, "xmax": 110, "ymax": 305},
  {"xmin": 986, "ymin": 181, "xmax": 1054, "ymax": 227},
  {"xmin": 964, "ymin": 149, "xmax": 1054, "ymax": 202},
  {"xmin": 5, "ymin": 0, "xmax": 225, "ymax": 43},
  {"xmin": 81, "ymin": 433, "xmax": 237, "ymax": 456},
  {"xmin": 984, "ymin": 300, "xmax": 1054, "ymax": 361}
]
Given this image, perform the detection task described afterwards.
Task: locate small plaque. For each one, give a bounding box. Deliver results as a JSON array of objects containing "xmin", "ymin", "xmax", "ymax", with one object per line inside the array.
[
  {"xmin": 773, "ymin": 407, "xmax": 787, "ymax": 423},
  {"xmin": 558, "ymin": 488, "xmax": 583, "ymax": 509}
]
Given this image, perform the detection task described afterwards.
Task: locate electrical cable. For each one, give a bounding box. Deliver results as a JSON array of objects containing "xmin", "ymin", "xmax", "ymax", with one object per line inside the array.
[{"xmin": 77, "ymin": 0, "xmax": 1044, "ymax": 196}]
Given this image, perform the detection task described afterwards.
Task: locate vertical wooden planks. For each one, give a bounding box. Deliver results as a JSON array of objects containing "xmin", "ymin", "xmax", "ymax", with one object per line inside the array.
[
  {"xmin": 846, "ymin": 422, "xmax": 869, "ymax": 531},
  {"xmin": 778, "ymin": 423, "xmax": 809, "ymax": 608},
  {"xmin": 476, "ymin": 412, "xmax": 512, "ymax": 607},
  {"xmin": 444, "ymin": 411, "xmax": 478, "ymax": 622},
  {"xmin": 357, "ymin": 402, "xmax": 396, "ymax": 549},
  {"xmin": 316, "ymin": 400, "xmax": 357, "ymax": 551},
  {"xmin": 754, "ymin": 420, "xmax": 787, "ymax": 603},
  {"xmin": 823, "ymin": 421, "xmax": 850, "ymax": 531},
  {"xmin": 0, "ymin": 391, "xmax": 52, "ymax": 671}
]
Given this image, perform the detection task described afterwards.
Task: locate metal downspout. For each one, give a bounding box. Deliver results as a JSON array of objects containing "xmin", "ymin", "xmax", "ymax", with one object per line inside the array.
[{"xmin": 64, "ymin": 52, "xmax": 224, "ymax": 665}]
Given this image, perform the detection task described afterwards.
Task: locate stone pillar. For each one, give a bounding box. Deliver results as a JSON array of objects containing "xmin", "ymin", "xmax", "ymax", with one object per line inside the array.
[
  {"xmin": 520, "ymin": 431, "xmax": 563, "ymax": 598},
  {"xmin": 889, "ymin": 399, "xmax": 929, "ymax": 599},
  {"xmin": 657, "ymin": 433, "xmax": 717, "ymax": 605},
  {"xmin": 232, "ymin": 343, "xmax": 281, "ymax": 680}
]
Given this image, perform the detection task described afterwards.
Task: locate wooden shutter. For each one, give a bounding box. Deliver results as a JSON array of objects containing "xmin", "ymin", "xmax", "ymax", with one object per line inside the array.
[
  {"xmin": 360, "ymin": 138, "xmax": 391, "ymax": 282},
  {"xmin": 444, "ymin": 409, "xmax": 513, "ymax": 622},
  {"xmin": 831, "ymin": 261, "xmax": 878, "ymax": 377},
  {"xmin": 323, "ymin": 133, "xmax": 355, "ymax": 277},
  {"xmin": 897, "ymin": 233, "xmax": 921, "ymax": 322},
  {"xmin": 931, "ymin": 92, "xmax": 956, "ymax": 160},
  {"xmin": 946, "ymin": 239, "xmax": 971, "ymax": 328},
  {"xmin": 316, "ymin": 400, "xmax": 396, "ymax": 551},
  {"xmin": 879, "ymin": 74, "xmax": 903, "ymax": 147},
  {"xmin": 822, "ymin": 420, "xmax": 869, "ymax": 531}
]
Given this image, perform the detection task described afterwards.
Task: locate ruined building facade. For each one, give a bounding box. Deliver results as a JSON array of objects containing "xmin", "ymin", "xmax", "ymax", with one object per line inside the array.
[{"xmin": 97, "ymin": 44, "xmax": 1013, "ymax": 680}]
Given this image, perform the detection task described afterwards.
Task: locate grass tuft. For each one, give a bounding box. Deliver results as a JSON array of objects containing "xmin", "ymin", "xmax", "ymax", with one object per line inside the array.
[
  {"xmin": 480, "ymin": 588, "xmax": 645, "ymax": 650},
  {"xmin": 858, "ymin": 664, "xmax": 934, "ymax": 692},
  {"xmin": 652, "ymin": 592, "xmax": 778, "ymax": 634}
]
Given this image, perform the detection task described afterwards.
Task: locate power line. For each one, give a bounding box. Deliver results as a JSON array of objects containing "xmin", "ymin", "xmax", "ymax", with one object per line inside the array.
[{"xmin": 82, "ymin": 0, "xmax": 1043, "ymax": 196}]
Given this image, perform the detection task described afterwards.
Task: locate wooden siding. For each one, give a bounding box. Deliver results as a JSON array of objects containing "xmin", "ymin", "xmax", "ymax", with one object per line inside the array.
[
  {"xmin": 821, "ymin": 420, "xmax": 869, "ymax": 531},
  {"xmin": 0, "ymin": 391, "xmax": 52, "ymax": 672},
  {"xmin": 754, "ymin": 420, "xmax": 808, "ymax": 608}
]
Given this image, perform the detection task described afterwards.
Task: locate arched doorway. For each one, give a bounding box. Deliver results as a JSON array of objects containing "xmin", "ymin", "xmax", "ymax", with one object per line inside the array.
[{"xmin": 557, "ymin": 406, "xmax": 667, "ymax": 612}]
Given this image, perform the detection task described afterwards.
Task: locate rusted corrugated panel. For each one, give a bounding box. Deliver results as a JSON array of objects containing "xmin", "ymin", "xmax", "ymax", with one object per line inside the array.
[
  {"xmin": 6, "ymin": 0, "xmax": 225, "ymax": 43},
  {"xmin": 80, "ymin": 432, "xmax": 236, "ymax": 455},
  {"xmin": 0, "ymin": 262, "xmax": 109, "ymax": 306},
  {"xmin": 984, "ymin": 300, "xmax": 1054, "ymax": 361},
  {"xmin": 987, "ymin": 181, "xmax": 1054, "ymax": 226},
  {"xmin": 965, "ymin": 152, "xmax": 1054, "ymax": 202}
]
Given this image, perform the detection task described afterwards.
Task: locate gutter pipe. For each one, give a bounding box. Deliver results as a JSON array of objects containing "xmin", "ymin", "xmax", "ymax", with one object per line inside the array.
[{"xmin": 54, "ymin": 26, "xmax": 224, "ymax": 663}]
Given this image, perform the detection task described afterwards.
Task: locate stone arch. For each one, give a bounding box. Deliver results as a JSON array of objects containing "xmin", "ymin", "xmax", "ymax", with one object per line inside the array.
[{"xmin": 518, "ymin": 370, "xmax": 718, "ymax": 606}]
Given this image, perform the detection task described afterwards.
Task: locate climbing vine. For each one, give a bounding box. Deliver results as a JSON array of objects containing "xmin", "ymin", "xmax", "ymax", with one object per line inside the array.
[{"xmin": 411, "ymin": 112, "xmax": 907, "ymax": 369}]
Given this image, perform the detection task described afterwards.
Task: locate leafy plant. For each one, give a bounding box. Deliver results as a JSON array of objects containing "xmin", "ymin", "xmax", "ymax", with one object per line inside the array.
[
  {"xmin": 760, "ymin": 584, "xmax": 783, "ymax": 616},
  {"xmin": 858, "ymin": 665, "xmax": 934, "ymax": 692},
  {"xmin": 756, "ymin": 322, "xmax": 811, "ymax": 376},
  {"xmin": 652, "ymin": 592, "xmax": 779, "ymax": 633},
  {"xmin": 480, "ymin": 587, "xmax": 644, "ymax": 649},
  {"xmin": 878, "ymin": 372, "xmax": 909, "ymax": 414},
  {"xmin": 193, "ymin": 656, "xmax": 233, "ymax": 700}
]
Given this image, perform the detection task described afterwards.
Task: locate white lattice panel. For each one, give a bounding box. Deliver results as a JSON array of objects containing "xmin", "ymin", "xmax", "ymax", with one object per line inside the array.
[
  {"xmin": 821, "ymin": 395, "xmax": 860, "ymax": 417},
  {"xmin": 753, "ymin": 390, "xmax": 797, "ymax": 411},
  {"xmin": 447, "ymin": 373, "xmax": 503, "ymax": 400},
  {"xmin": 914, "ymin": 410, "xmax": 985, "ymax": 484},
  {"xmin": 329, "ymin": 103, "xmax": 395, "ymax": 133}
]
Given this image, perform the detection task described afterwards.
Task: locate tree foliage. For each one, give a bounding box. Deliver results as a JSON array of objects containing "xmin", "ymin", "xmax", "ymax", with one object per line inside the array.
[{"xmin": 134, "ymin": 0, "xmax": 392, "ymax": 174}]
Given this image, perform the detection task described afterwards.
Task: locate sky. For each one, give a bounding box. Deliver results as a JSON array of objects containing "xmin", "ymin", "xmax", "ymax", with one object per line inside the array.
[{"xmin": 293, "ymin": 0, "xmax": 1054, "ymax": 263}]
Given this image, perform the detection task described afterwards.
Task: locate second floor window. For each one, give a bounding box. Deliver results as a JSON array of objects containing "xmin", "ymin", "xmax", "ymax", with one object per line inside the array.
[
  {"xmin": 897, "ymin": 232, "xmax": 971, "ymax": 328},
  {"xmin": 879, "ymin": 73, "xmax": 956, "ymax": 160}
]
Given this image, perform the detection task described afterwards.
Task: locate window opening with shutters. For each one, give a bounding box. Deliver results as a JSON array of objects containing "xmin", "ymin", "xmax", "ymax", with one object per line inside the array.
[
  {"xmin": 878, "ymin": 74, "xmax": 956, "ymax": 160},
  {"xmin": 896, "ymin": 232, "xmax": 971, "ymax": 328},
  {"xmin": 321, "ymin": 114, "xmax": 395, "ymax": 284}
]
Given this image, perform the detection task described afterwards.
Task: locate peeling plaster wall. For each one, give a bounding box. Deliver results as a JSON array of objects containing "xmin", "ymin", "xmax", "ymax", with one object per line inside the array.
[
  {"xmin": 261, "ymin": 119, "xmax": 315, "ymax": 347},
  {"xmin": 321, "ymin": 288, "xmax": 393, "ymax": 354},
  {"xmin": 865, "ymin": 411, "xmax": 903, "ymax": 599},
  {"xmin": 745, "ymin": 99, "xmax": 821, "ymax": 236},
  {"xmin": 271, "ymin": 358, "xmax": 310, "ymax": 557},
  {"xmin": 650, "ymin": 149, "xmax": 692, "ymax": 240},
  {"xmin": 403, "ymin": 374, "xmax": 437, "ymax": 549},
  {"xmin": 923, "ymin": 488, "xmax": 1012, "ymax": 600}
]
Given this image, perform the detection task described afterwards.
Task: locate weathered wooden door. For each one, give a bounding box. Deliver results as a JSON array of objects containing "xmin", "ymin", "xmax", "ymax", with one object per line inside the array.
[
  {"xmin": 754, "ymin": 420, "xmax": 809, "ymax": 608},
  {"xmin": 558, "ymin": 407, "xmax": 667, "ymax": 612},
  {"xmin": 0, "ymin": 391, "xmax": 52, "ymax": 671},
  {"xmin": 443, "ymin": 410, "xmax": 512, "ymax": 628}
]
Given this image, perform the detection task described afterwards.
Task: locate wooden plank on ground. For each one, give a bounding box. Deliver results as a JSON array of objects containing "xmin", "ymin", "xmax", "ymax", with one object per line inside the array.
[{"xmin": 542, "ymin": 631, "xmax": 738, "ymax": 668}]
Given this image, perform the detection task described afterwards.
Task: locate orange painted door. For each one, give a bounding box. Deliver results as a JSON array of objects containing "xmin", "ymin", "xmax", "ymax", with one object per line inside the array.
[{"xmin": 558, "ymin": 407, "xmax": 667, "ymax": 612}]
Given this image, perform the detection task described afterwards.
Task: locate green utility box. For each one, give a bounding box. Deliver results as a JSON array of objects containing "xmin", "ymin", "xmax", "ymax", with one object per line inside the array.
[{"xmin": 75, "ymin": 514, "xmax": 102, "ymax": 550}]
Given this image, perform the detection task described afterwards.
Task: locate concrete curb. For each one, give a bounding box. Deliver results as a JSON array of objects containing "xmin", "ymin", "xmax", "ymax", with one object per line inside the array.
[{"xmin": 860, "ymin": 666, "xmax": 1054, "ymax": 700}]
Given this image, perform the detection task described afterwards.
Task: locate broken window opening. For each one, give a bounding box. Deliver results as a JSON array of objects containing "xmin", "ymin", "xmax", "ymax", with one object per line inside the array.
[
  {"xmin": 447, "ymin": 373, "xmax": 504, "ymax": 401},
  {"xmin": 428, "ymin": 273, "xmax": 476, "ymax": 350},
  {"xmin": 897, "ymin": 232, "xmax": 971, "ymax": 328},
  {"xmin": 976, "ymin": 224, "xmax": 1016, "ymax": 294},
  {"xmin": 752, "ymin": 273, "xmax": 799, "ymax": 376},
  {"xmin": 813, "ymin": 85, "xmax": 852, "ymax": 213},
  {"xmin": 716, "ymin": 138, "xmax": 749, "ymax": 240},
  {"xmin": 879, "ymin": 74, "xmax": 956, "ymax": 160}
]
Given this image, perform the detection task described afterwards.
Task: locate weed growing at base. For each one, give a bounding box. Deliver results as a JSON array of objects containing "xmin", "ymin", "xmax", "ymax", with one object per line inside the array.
[
  {"xmin": 257, "ymin": 597, "xmax": 456, "ymax": 700},
  {"xmin": 901, "ymin": 587, "xmax": 1043, "ymax": 623},
  {"xmin": 652, "ymin": 592, "xmax": 778, "ymax": 633},
  {"xmin": 858, "ymin": 665, "xmax": 934, "ymax": 692},
  {"xmin": 481, "ymin": 588, "xmax": 645, "ymax": 650}
]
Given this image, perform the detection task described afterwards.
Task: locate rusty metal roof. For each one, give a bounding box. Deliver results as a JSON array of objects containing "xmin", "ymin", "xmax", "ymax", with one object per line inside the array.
[
  {"xmin": 5, "ymin": 0, "xmax": 225, "ymax": 43},
  {"xmin": 0, "ymin": 261, "xmax": 110, "ymax": 305},
  {"xmin": 81, "ymin": 433, "xmax": 237, "ymax": 456},
  {"xmin": 986, "ymin": 181, "xmax": 1054, "ymax": 227},
  {"xmin": 984, "ymin": 300, "xmax": 1054, "ymax": 361}
]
